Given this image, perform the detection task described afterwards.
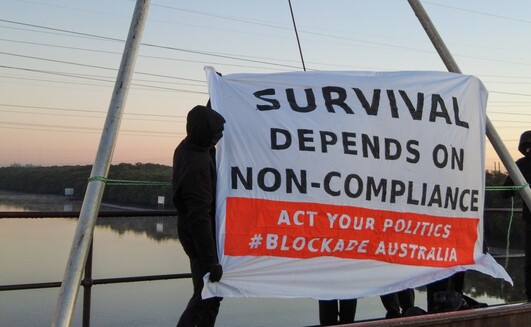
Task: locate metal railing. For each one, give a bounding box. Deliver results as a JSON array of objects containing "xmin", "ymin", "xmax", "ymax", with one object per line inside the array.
[{"xmin": 0, "ymin": 210, "xmax": 190, "ymax": 327}]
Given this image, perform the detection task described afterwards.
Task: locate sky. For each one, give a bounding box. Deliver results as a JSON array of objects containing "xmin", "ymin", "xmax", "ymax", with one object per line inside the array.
[{"xmin": 0, "ymin": 0, "xmax": 530, "ymax": 170}]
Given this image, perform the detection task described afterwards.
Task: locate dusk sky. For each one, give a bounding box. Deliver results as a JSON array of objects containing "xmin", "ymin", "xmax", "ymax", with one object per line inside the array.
[{"xmin": 1, "ymin": 0, "xmax": 530, "ymax": 170}]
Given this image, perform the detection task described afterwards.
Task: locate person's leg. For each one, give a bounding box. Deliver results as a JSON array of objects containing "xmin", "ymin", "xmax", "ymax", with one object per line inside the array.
[
  {"xmin": 318, "ymin": 300, "xmax": 339, "ymax": 326},
  {"xmin": 338, "ymin": 299, "xmax": 357, "ymax": 324},
  {"xmin": 380, "ymin": 293, "xmax": 401, "ymax": 318},
  {"xmin": 451, "ymin": 272, "xmax": 465, "ymax": 294},
  {"xmin": 194, "ymin": 297, "xmax": 222, "ymax": 327},
  {"xmin": 397, "ymin": 288, "xmax": 415, "ymax": 313},
  {"xmin": 176, "ymin": 298, "xmax": 196, "ymax": 327},
  {"xmin": 525, "ymin": 221, "xmax": 531, "ymax": 301},
  {"xmin": 177, "ymin": 259, "xmax": 222, "ymax": 327},
  {"xmin": 426, "ymin": 278, "xmax": 449, "ymax": 313},
  {"xmin": 177, "ymin": 259, "xmax": 203, "ymax": 327}
]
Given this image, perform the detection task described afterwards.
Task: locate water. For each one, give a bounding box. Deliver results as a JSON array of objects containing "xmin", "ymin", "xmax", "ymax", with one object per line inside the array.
[{"xmin": 0, "ymin": 190, "xmax": 525, "ymax": 326}]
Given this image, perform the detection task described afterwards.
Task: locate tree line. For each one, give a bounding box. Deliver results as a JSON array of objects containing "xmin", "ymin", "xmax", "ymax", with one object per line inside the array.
[{"xmin": 0, "ymin": 163, "xmax": 173, "ymax": 208}]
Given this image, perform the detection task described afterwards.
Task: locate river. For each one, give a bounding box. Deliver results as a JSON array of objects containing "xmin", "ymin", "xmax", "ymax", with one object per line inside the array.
[{"xmin": 0, "ymin": 190, "xmax": 524, "ymax": 326}]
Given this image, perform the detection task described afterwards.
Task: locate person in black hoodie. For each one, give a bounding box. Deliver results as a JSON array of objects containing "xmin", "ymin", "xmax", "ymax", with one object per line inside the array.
[
  {"xmin": 172, "ymin": 104, "xmax": 226, "ymax": 327},
  {"xmin": 503, "ymin": 130, "xmax": 531, "ymax": 302}
]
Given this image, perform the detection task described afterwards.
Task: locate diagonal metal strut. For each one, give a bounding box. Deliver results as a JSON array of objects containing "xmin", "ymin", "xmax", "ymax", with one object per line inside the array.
[
  {"xmin": 408, "ymin": 0, "xmax": 531, "ymax": 212},
  {"xmin": 51, "ymin": 1, "xmax": 152, "ymax": 326}
]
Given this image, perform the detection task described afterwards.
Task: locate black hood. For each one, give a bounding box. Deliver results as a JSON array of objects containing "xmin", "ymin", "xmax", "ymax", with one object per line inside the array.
[
  {"xmin": 519, "ymin": 130, "xmax": 531, "ymax": 156},
  {"xmin": 186, "ymin": 105, "xmax": 225, "ymax": 148}
]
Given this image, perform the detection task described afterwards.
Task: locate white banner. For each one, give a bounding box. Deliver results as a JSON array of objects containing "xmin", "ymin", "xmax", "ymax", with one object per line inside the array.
[{"xmin": 203, "ymin": 67, "xmax": 511, "ymax": 300}]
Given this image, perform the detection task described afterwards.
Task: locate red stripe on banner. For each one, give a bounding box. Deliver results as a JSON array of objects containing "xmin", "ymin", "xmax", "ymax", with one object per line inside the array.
[{"xmin": 224, "ymin": 197, "xmax": 478, "ymax": 267}]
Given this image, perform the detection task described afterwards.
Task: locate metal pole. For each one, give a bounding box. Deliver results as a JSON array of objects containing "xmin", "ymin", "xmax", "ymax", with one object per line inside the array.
[
  {"xmin": 51, "ymin": 1, "xmax": 151, "ymax": 326},
  {"xmin": 82, "ymin": 240, "xmax": 93, "ymax": 327},
  {"xmin": 407, "ymin": 0, "xmax": 531, "ymax": 211}
]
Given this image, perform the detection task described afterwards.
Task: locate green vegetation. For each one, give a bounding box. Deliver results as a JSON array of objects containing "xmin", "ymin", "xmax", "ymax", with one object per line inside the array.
[{"xmin": 0, "ymin": 163, "xmax": 172, "ymax": 208}]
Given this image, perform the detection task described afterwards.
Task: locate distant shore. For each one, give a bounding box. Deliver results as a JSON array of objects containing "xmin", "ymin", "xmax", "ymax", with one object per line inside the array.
[{"xmin": 0, "ymin": 189, "xmax": 170, "ymax": 212}]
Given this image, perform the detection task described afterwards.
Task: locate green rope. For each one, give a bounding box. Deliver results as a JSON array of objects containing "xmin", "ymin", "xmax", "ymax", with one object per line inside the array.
[
  {"xmin": 86, "ymin": 180, "xmax": 527, "ymax": 189},
  {"xmin": 485, "ymin": 183, "xmax": 529, "ymax": 191},
  {"xmin": 88, "ymin": 176, "xmax": 170, "ymax": 186},
  {"xmin": 505, "ymin": 196, "xmax": 515, "ymax": 269}
]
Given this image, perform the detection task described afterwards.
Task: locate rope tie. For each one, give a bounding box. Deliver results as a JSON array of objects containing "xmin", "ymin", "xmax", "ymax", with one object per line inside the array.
[
  {"xmin": 505, "ymin": 196, "xmax": 515, "ymax": 269},
  {"xmin": 88, "ymin": 176, "xmax": 107, "ymax": 183}
]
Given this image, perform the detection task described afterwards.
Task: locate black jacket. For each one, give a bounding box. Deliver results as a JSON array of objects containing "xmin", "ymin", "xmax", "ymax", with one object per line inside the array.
[
  {"xmin": 503, "ymin": 156, "xmax": 531, "ymax": 221},
  {"xmin": 172, "ymin": 105, "xmax": 225, "ymax": 265}
]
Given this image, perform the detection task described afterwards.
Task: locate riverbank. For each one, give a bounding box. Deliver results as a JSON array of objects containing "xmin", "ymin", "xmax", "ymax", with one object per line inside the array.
[{"xmin": 0, "ymin": 189, "xmax": 168, "ymax": 212}]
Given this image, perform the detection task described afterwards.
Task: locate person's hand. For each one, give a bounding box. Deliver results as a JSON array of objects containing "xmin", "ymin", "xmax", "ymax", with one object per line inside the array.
[{"xmin": 209, "ymin": 263, "xmax": 223, "ymax": 282}]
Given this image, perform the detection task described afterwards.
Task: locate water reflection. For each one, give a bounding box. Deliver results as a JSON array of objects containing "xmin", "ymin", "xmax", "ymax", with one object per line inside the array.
[
  {"xmin": 0, "ymin": 190, "xmax": 84, "ymax": 212},
  {"xmin": 464, "ymin": 259, "xmax": 525, "ymax": 303},
  {"xmin": 97, "ymin": 215, "xmax": 178, "ymax": 241}
]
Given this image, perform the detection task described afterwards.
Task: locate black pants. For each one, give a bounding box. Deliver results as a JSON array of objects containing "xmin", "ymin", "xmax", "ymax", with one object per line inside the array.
[
  {"xmin": 380, "ymin": 288, "xmax": 415, "ymax": 318},
  {"xmin": 177, "ymin": 259, "xmax": 222, "ymax": 327},
  {"xmin": 318, "ymin": 299, "xmax": 357, "ymax": 326},
  {"xmin": 426, "ymin": 272, "xmax": 465, "ymax": 313},
  {"xmin": 525, "ymin": 221, "xmax": 531, "ymax": 301}
]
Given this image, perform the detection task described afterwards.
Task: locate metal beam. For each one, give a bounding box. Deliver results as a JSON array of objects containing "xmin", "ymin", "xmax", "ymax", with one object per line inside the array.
[
  {"xmin": 407, "ymin": 0, "xmax": 531, "ymax": 211},
  {"xmin": 51, "ymin": 1, "xmax": 151, "ymax": 326}
]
